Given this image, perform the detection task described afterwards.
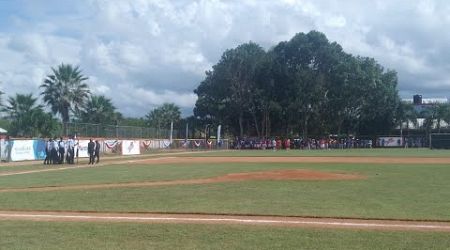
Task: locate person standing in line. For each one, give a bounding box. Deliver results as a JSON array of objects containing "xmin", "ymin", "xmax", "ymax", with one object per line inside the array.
[
  {"xmin": 51, "ymin": 138, "xmax": 58, "ymax": 164},
  {"xmin": 66, "ymin": 136, "xmax": 74, "ymax": 164},
  {"xmin": 87, "ymin": 139, "xmax": 95, "ymax": 165},
  {"xmin": 58, "ymin": 137, "xmax": 65, "ymax": 164},
  {"xmin": 95, "ymin": 140, "xmax": 101, "ymax": 164},
  {"xmin": 74, "ymin": 137, "xmax": 79, "ymax": 164},
  {"xmin": 43, "ymin": 138, "xmax": 51, "ymax": 165}
]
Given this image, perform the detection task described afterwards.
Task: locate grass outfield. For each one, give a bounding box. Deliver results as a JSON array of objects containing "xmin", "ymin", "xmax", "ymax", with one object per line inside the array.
[
  {"xmin": 1, "ymin": 149, "xmax": 450, "ymax": 249},
  {"xmin": 1, "ymin": 162, "xmax": 450, "ymax": 220},
  {"xmin": 1, "ymin": 221, "xmax": 450, "ymax": 250},
  {"xmin": 0, "ymin": 148, "xmax": 448, "ymax": 173}
]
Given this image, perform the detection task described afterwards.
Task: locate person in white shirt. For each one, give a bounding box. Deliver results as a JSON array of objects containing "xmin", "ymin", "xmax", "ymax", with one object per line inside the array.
[
  {"xmin": 51, "ymin": 138, "xmax": 58, "ymax": 164},
  {"xmin": 43, "ymin": 139, "xmax": 51, "ymax": 165},
  {"xmin": 67, "ymin": 136, "xmax": 75, "ymax": 164},
  {"xmin": 58, "ymin": 137, "xmax": 65, "ymax": 164}
]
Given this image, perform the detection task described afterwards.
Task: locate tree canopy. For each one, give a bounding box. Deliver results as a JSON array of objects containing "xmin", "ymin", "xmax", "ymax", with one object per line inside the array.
[
  {"xmin": 146, "ymin": 103, "xmax": 181, "ymax": 129},
  {"xmin": 40, "ymin": 63, "xmax": 90, "ymax": 134},
  {"xmin": 0, "ymin": 93, "xmax": 58, "ymax": 137},
  {"xmin": 77, "ymin": 95, "xmax": 118, "ymax": 124},
  {"xmin": 194, "ymin": 31, "xmax": 401, "ymax": 138}
]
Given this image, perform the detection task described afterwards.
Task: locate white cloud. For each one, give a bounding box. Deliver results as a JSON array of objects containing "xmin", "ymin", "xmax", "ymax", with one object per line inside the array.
[{"xmin": 1, "ymin": 0, "xmax": 450, "ymax": 117}]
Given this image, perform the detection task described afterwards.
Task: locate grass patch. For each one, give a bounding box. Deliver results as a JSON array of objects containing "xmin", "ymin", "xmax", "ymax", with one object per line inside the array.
[
  {"xmin": 0, "ymin": 164, "xmax": 48, "ymax": 173},
  {"xmin": 0, "ymin": 221, "xmax": 449, "ymax": 250},
  {"xmin": 1, "ymin": 163, "xmax": 450, "ymax": 220}
]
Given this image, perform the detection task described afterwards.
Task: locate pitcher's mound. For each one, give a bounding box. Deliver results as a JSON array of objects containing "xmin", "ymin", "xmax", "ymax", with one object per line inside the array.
[{"xmin": 211, "ymin": 169, "xmax": 363, "ymax": 182}]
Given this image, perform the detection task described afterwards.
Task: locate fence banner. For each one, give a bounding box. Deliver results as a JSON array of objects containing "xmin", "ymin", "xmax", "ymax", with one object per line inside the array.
[
  {"xmin": 377, "ymin": 137, "xmax": 402, "ymax": 147},
  {"xmin": 140, "ymin": 140, "xmax": 151, "ymax": 151},
  {"xmin": 10, "ymin": 140, "xmax": 34, "ymax": 161},
  {"xmin": 77, "ymin": 140, "xmax": 90, "ymax": 158},
  {"xmin": 161, "ymin": 140, "xmax": 171, "ymax": 149},
  {"xmin": 150, "ymin": 140, "xmax": 160, "ymax": 149},
  {"xmin": 104, "ymin": 140, "xmax": 120, "ymax": 154},
  {"xmin": 122, "ymin": 140, "xmax": 140, "ymax": 155},
  {"xmin": 33, "ymin": 139, "xmax": 47, "ymax": 160}
]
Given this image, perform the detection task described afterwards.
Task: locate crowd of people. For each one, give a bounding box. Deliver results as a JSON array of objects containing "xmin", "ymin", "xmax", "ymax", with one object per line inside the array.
[
  {"xmin": 43, "ymin": 136, "xmax": 76, "ymax": 165},
  {"xmin": 43, "ymin": 137, "xmax": 101, "ymax": 165},
  {"xmin": 233, "ymin": 137, "xmax": 373, "ymax": 150}
]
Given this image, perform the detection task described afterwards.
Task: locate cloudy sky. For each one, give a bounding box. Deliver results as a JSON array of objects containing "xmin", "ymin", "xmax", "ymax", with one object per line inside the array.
[{"xmin": 1, "ymin": 0, "xmax": 449, "ymax": 117}]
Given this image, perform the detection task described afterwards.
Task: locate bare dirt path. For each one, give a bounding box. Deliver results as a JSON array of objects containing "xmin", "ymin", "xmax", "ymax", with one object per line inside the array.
[
  {"xmin": 0, "ymin": 169, "xmax": 364, "ymax": 193},
  {"xmin": 2, "ymin": 155, "xmax": 450, "ymax": 178},
  {"xmin": 1, "ymin": 210, "xmax": 450, "ymax": 232}
]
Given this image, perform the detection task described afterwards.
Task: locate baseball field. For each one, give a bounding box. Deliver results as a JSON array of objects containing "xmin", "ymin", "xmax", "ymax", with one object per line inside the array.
[{"xmin": 1, "ymin": 148, "xmax": 450, "ymax": 249}]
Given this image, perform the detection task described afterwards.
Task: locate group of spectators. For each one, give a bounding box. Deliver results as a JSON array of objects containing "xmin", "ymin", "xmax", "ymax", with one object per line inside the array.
[
  {"xmin": 233, "ymin": 137, "xmax": 373, "ymax": 150},
  {"xmin": 43, "ymin": 137, "xmax": 101, "ymax": 165},
  {"xmin": 43, "ymin": 136, "xmax": 76, "ymax": 165}
]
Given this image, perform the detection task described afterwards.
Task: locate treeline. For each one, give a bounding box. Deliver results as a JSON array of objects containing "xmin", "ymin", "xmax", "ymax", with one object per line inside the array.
[
  {"xmin": 0, "ymin": 64, "xmax": 183, "ymax": 138},
  {"xmin": 2, "ymin": 30, "xmax": 449, "ymax": 139},
  {"xmin": 194, "ymin": 31, "xmax": 401, "ymax": 138}
]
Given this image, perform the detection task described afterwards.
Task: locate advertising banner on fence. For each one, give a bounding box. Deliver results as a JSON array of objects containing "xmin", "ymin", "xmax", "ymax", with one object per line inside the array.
[
  {"xmin": 10, "ymin": 140, "xmax": 34, "ymax": 161},
  {"xmin": 122, "ymin": 140, "xmax": 140, "ymax": 155},
  {"xmin": 377, "ymin": 137, "xmax": 402, "ymax": 147},
  {"xmin": 77, "ymin": 140, "xmax": 90, "ymax": 158},
  {"xmin": 142, "ymin": 140, "xmax": 172, "ymax": 150},
  {"xmin": 9, "ymin": 140, "xmax": 45, "ymax": 161},
  {"xmin": 33, "ymin": 140, "xmax": 47, "ymax": 160}
]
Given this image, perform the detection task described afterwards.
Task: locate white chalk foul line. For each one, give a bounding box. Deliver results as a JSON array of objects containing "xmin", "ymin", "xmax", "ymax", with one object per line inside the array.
[{"xmin": 1, "ymin": 213, "xmax": 450, "ymax": 230}]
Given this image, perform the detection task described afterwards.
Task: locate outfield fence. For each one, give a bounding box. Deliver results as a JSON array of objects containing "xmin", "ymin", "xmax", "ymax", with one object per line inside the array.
[
  {"xmin": 0, "ymin": 138, "xmax": 229, "ymax": 162},
  {"xmin": 65, "ymin": 122, "xmax": 180, "ymax": 139},
  {"xmin": 430, "ymin": 133, "xmax": 450, "ymax": 149}
]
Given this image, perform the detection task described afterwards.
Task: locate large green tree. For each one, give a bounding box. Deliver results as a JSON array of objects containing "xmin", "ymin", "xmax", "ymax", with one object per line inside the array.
[
  {"xmin": 40, "ymin": 63, "xmax": 90, "ymax": 134},
  {"xmin": 194, "ymin": 31, "xmax": 401, "ymax": 138},
  {"xmin": 356, "ymin": 59, "xmax": 400, "ymax": 135},
  {"xmin": 272, "ymin": 31, "xmax": 347, "ymax": 137},
  {"xmin": 195, "ymin": 42, "xmax": 267, "ymax": 137}
]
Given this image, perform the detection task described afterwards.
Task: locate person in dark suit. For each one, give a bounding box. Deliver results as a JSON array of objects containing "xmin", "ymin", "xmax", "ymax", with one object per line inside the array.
[
  {"xmin": 58, "ymin": 137, "xmax": 65, "ymax": 164},
  {"xmin": 95, "ymin": 140, "xmax": 100, "ymax": 163},
  {"xmin": 87, "ymin": 139, "xmax": 95, "ymax": 165}
]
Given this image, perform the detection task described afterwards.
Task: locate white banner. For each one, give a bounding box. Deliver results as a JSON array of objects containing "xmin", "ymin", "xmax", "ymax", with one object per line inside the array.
[
  {"xmin": 122, "ymin": 140, "xmax": 140, "ymax": 155},
  {"xmin": 10, "ymin": 140, "xmax": 35, "ymax": 161},
  {"xmin": 77, "ymin": 140, "xmax": 90, "ymax": 158},
  {"xmin": 378, "ymin": 137, "xmax": 402, "ymax": 147}
]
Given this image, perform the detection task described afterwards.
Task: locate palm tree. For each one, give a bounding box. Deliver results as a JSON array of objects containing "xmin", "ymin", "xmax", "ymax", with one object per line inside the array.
[
  {"xmin": 40, "ymin": 63, "xmax": 90, "ymax": 135},
  {"xmin": 146, "ymin": 103, "xmax": 181, "ymax": 127},
  {"xmin": 78, "ymin": 95, "xmax": 118, "ymax": 124},
  {"xmin": 1, "ymin": 93, "xmax": 43, "ymax": 136}
]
